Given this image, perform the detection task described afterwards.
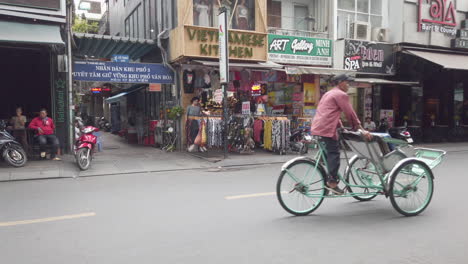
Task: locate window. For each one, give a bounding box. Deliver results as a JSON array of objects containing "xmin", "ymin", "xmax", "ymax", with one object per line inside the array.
[
  {"xmin": 294, "ymin": 5, "xmax": 309, "ymax": 31},
  {"xmin": 124, "ymin": 4, "xmax": 145, "ymax": 39},
  {"xmin": 192, "ymin": 0, "xmax": 256, "ymax": 30},
  {"xmin": 267, "ymin": 0, "xmax": 281, "ymax": 28},
  {"xmin": 337, "ymin": 0, "xmax": 384, "ymax": 38}
]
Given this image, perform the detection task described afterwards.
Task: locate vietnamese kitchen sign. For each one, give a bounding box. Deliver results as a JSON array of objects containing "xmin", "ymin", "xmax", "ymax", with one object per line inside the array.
[
  {"xmin": 268, "ymin": 35, "xmax": 332, "ymax": 66},
  {"xmin": 73, "ymin": 61, "xmax": 174, "ymax": 84},
  {"xmin": 418, "ymin": 0, "xmax": 457, "ymax": 36},
  {"xmin": 343, "ymin": 40, "xmax": 395, "ymax": 75},
  {"xmin": 184, "ymin": 25, "xmax": 266, "ymax": 60}
]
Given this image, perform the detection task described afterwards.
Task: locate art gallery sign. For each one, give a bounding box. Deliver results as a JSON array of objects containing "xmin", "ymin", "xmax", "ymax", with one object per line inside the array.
[
  {"xmin": 417, "ymin": 0, "xmax": 457, "ymax": 36},
  {"xmin": 267, "ymin": 34, "xmax": 332, "ymax": 66}
]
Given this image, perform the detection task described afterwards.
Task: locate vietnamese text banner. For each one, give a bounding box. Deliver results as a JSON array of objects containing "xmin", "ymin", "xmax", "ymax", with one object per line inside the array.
[{"xmin": 73, "ymin": 61, "xmax": 174, "ymax": 84}]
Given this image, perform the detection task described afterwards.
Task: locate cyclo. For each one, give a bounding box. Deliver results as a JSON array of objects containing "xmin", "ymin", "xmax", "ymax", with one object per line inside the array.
[{"xmin": 276, "ymin": 129, "xmax": 446, "ymax": 217}]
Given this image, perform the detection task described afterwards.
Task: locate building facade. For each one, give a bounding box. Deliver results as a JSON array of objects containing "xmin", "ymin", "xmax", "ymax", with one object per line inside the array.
[
  {"xmin": 0, "ymin": 0, "xmax": 72, "ymax": 152},
  {"xmin": 388, "ymin": 0, "xmax": 468, "ymax": 142}
]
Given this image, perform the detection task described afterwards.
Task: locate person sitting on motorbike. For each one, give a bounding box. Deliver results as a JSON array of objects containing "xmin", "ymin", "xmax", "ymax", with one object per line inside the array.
[
  {"xmin": 364, "ymin": 117, "xmax": 376, "ymax": 132},
  {"xmin": 311, "ymin": 74, "xmax": 372, "ymax": 195},
  {"xmin": 28, "ymin": 109, "xmax": 61, "ymax": 161}
]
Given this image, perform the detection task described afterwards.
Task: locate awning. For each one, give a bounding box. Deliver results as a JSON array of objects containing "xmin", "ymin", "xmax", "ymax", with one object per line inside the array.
[
  {"xmin": 73, "ymin": 33, "xmax": 155, "ymax": 60},
  {"xmin": 0, "ymin": 21, "xmax": 64, "ymax": 45},
  {"xmin": 354, "ymin": 78, "xmax": 419, "ymax": 86},
  {"xmin": 193, "ymin": 60, "xmax": 283, "ymax": 69},
  {"xmin": 405, "ymin": 50, "xmax": 468, "ymax": 71},
  {"xmin": 105, "ymin": 84, "xmax": 146, "ymax": 104},
  {"xmin": 285, "ymin": 66, "xmax": 355, "ymax": 76}
]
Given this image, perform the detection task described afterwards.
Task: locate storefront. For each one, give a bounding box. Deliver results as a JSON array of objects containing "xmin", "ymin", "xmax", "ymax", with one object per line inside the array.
[
  {"xmin": 388, "ymin": 0, "xmax": 468, "ymax": 142},
  {"xmin": 333, "ymin": 39, "xmax": 419, "ymax": 131},
  {"xmin": 0, "ymin": 1, "xmax": 71, "ymax": 153}
]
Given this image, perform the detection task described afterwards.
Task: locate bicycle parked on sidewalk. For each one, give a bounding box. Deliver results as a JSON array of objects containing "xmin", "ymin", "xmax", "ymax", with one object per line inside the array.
[{"xmin": 276, "ymin": 129, "xmax": 446, "ymax": 217}]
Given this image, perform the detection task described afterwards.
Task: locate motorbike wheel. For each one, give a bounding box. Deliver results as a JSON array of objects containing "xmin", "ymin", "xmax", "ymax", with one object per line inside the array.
[
  {"xmin": 2, "ymin": 143, "xmax": 27, "ymax": 167},
  {"xmin": 299, "ymin": 143, "xmax": 308, "ymax": 155},
  {"xmin": 76, "ymin": 148, "xmax": 91, "ymax": 170}
]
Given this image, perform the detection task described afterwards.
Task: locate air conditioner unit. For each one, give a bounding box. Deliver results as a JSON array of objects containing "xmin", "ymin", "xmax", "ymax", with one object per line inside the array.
[
  {"xmin": 372, "ymin": 27, "xmax": 389, "ymax": 42},
  {"xmin": 350, "ymin": 22, "xmax": 371, "ymax": 41}
]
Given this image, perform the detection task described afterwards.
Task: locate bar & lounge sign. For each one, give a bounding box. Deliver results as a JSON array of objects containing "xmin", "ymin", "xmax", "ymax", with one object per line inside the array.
[{"xmin": 418, "ymin": 0, "xmax": 457, "ymax": 36}]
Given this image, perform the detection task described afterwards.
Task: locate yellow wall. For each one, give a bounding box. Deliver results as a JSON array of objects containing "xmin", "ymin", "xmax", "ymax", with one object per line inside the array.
[{"xmin": 171, "ymin": 0, "xmax": 268, "ymax": 62}]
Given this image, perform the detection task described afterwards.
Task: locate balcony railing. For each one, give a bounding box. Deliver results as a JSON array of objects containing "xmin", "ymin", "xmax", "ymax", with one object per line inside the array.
[
  {"xmin": 98, "ymin": 11, "xmax": 109, "ymax": 35},
  {"xmin": 267, "ymin": 14, "xmax": 329, "ymax": 39}
]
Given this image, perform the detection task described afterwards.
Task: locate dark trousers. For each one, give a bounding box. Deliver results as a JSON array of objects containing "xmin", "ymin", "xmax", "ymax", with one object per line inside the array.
[
  {"xmin": 13, "ymin": 130, "xmax": 29, "ymax": 151},
  {"xmin": 321, "ymin": 137, "xmax": 340, "ymax": 184},
  {"xmin": 36, "ymin": 134, "xmax": 59, "ymax": 158}
]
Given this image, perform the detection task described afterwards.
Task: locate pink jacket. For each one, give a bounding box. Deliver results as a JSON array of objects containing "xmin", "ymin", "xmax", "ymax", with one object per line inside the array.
[{"xmin": 311, "ymin": 87, "xmax": 361, "ymax": 140}]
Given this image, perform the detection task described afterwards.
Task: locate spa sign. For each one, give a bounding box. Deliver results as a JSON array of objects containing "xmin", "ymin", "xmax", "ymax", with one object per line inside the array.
[
  {"xmin": 418, "ymin": 0, "xmax": 457, "ymax": 36},
  {"xmin": 267, "ymin": 34, "xmax": 332, "ymax": 66},
  {"xmin": 184, "ymin": 25, "xmax": 266, "ymax": 60}
]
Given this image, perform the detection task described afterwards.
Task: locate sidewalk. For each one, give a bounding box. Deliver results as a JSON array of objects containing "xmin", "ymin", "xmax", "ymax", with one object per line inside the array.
[
  {"xmin": 1, "ymin": 132, "xmax": 467, "ymax": 181},
  {"xmin": 0, "ymin": 132, "xmax": 298, "ymax": 181}
]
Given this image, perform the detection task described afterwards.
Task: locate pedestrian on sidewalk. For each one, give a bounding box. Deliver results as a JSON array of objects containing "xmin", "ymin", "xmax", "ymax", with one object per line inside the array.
[
  {"xmin": 28, "ymin": 108, "xmax": 61, "ymax": 161},
  {"xmin": 9, "ymin": 106, "xmax": 28, "ymax": 150}
]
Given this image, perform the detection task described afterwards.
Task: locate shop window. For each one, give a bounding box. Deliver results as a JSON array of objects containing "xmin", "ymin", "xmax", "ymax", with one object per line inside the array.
[
  {"xmin": 294, "ymin": 5, "xmax": 309, "ymax": 31},
  {"xmin": 267, "ymin": 0, "xmax": 281, "ymax": 28},
  {"xmin": 193, "ymin": 0, "xmax": 255, "ymax": 30},
  {"xmin": 454, "ymin": 83, "xmax": 464, "ymax": 125},
  {"xmin": 337, "ymin": 0, "xmax": 385, "ymax": 39}
]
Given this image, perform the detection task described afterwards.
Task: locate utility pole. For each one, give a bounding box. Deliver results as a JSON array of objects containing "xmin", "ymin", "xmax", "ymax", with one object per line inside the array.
[{"xmin": 218, "ymin": 7, "xmax": 229, "ymax": 159}]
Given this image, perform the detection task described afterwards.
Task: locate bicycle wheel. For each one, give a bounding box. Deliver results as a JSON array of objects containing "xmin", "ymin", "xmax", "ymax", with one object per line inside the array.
[
  {"xmin": 345, "ymin": 156, "xmax": 379, "ymax": 201},
  {"xmin": 276, "ymin": 159, "xmax": 326, "ymax": 216},
  {"xmin": 389, "ymin": 159, "xmax": 434, "ymax": 216}
]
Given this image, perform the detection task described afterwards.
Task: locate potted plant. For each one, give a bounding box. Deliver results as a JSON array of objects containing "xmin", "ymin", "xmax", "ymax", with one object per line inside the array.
[{"xmin": 168, "ymin": 106, "xmax": 184, "ymax": 120}]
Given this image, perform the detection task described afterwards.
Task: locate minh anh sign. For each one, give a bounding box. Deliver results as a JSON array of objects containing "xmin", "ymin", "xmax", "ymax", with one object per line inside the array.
[
  {"xmin": 268, "ymin": 35, "xmax": 332, "ymax": 66},
  {"xmin": 418, "ymin": 0, "xmax": 457, "ymax": 36}
]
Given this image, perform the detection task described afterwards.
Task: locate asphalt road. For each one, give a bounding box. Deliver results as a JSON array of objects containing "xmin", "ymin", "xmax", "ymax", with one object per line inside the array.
[{"xmin": 0, "ymin": 150, "xmax": 467, "ymax": 264}]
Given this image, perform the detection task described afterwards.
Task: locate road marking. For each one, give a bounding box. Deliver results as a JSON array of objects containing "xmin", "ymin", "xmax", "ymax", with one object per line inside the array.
[
  {"xmin": 0, "ymin": 212, "xmax": 96, "ymax": 227},
  {"xmin": 225, "ymin": 192, "xmax": 286, "ymax": 200}
]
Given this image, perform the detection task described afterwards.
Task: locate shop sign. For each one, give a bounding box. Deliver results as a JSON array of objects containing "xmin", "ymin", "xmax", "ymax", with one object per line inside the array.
[
  {"xmin": 73, "ymin": 61, "xmax": 174, "ymax": 84},
  {"xmin": 267, "ymin": 35, "xmax": 332, "ymax": 66},
  {"xmin": 185, "ymin": 26, "xmax": 266, "ymax": 60},
  {"xmin": 148, "ymin": 83, "xmax": 161, "ymax": 92},
  {"xmin": 112, "ymin": 54, "xmax": 129, "ymax": 63},
  {"xmin": 242, "ymin": 101, "xmax": 251, "ymax": 115},
  {"xmin": 214, "ymin": 89, "xmax": 223, "ymax": 104},
  {"xmin": 0, "ymin": 0, "xmax": 60, "ymax": 10},
  {"xmin": 343, "ymin": 40, "xmax": 395, "ymax": 75},
  {"xmin": 452, "ymin": 29, "xmax": 468, "ymax": 49},
  {"xmin": 418, "ymin": 0, "xmax": 457, "ymax": 36}
]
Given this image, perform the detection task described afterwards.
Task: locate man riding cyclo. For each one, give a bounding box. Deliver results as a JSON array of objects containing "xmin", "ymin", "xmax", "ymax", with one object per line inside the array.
[{"xmin": 311, "ymin": 74, "xmax": 372, "ymax": 195}]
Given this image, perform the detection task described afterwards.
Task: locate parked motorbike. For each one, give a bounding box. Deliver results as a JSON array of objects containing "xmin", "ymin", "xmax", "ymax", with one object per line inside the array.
[
  {"xmin": 98, "ymin": 117, "xmax": 111, "ymax": 132},
  {"xmin": 388, "ymin": 126, "xmax": 414, "ymax": 143},
  {"xmin": 74, "ymin": 126, "xmax": 98, "ymax": 170},
  {"xmin": 290, "ymin": 128, "xmax": 312, "ymax": 155},
  {"xmin": 0, "ymin": 120, "xmax": 27, "ymax": 167}
]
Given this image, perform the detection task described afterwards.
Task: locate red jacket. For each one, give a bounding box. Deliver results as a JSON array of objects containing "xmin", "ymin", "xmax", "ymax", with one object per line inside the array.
[{"xmin": 28, "ymin": 117, "xmax": 55, "ymax": 135}]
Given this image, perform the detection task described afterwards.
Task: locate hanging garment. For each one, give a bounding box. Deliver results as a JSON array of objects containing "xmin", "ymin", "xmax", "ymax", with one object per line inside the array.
[
  {"xmin": 263, "ymin": 120, "xmax": 273, "ymax": 151},
  {"xmin": 183, "ymin": 70, "xmax": 195, "ymax": 93},
  {"xmin": 253, "ymin": 119, "xmax": 263, "ymax": 143},
  {"xmin": 201, "ymin": 119, "xmax": 207, "ymax": 147}
]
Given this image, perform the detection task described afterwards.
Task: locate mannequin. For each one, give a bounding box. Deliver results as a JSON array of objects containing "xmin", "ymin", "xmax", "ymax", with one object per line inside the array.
[
  {"xmin": 195, "ymin": 0, "xmax": 210, "ymax": 27},
  {"xmin": 212, "ymin": 0, "xmax": 220, "ymax": 27},
  {"xmin": 235, "ymin": 0, "xmax": 250, "ymax": 30}
]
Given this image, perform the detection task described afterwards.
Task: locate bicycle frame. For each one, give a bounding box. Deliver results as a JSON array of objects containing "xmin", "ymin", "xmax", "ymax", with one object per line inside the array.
[{"xmin": 283, "ymin": 136, "xmax": 398, "ymax": 198}]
